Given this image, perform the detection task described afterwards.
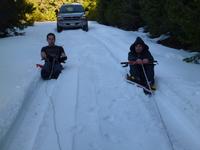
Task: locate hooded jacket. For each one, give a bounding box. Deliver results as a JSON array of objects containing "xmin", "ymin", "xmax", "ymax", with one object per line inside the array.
[{"xmin": 128, "ymin": 37, "xmax": 154, "ymax": 62}]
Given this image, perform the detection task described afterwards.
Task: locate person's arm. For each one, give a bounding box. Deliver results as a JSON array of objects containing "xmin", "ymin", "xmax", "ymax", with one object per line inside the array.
[
  {"xmin": 128, "ymin": 52, "xmax": 137, "ymax": 61},
  {"xmin": 61, "ymin": 52, "xmax": 67, "ymax": 58},
  {"xmin": 128, "ymin": 51, "xmax": 143, "ymax": 64},
  {"xmin": 41, "ymin": 47, "xmax": 47, "ymax": 60},
  {"xmin": 41, "ymin": 51, "xmax": 47, "ymax": 60},
  {"xmin": 143, "ymin": 50, "xmax": 154, "ymax": 64},
  {"xmin": 60, "ymin": 47, "xmax": 67, "ymax": 62}
]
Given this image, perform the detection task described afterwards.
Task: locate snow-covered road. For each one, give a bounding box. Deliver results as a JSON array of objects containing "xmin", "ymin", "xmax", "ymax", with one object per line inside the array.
[{"xmin": 0, "ymin": 22, "xmax": 200, "ymax": 150}]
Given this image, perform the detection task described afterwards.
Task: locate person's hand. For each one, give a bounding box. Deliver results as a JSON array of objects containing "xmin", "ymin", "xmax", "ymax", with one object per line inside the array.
[
  {"xmin": 60, "ymin": 56, "xmax": 67, "ymax": 63},
  {"xmin": 143, "ymin": 59, "xmax": 149, "ymax": 64},
  {"xmin": 136, "ymin": 59, "xmax": 143, "ymax": 64}
]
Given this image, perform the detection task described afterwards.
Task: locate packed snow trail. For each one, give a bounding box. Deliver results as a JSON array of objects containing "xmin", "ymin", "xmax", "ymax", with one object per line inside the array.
[
  {"xmin": 32, "ymin": 27, "xmax": 171, "ymax": 150},
  {"xmin": 0, "ymin": 22, "xmax": 200, "ymax": 150},
  {"xmin": 87, "ymin": 23, "xmax": 200, "ymax": 150}
]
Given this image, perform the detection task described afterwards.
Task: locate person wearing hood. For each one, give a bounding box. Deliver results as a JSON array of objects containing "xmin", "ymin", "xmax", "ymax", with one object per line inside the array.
[{"xmin": 128, "ymin": 37, "xmax": 156, "ymax": 90}]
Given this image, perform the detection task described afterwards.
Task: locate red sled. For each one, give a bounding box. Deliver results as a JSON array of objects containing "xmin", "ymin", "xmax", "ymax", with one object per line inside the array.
[{"xmin": 36, "ymin": 64, "xmax": 44, "ymax": 69}]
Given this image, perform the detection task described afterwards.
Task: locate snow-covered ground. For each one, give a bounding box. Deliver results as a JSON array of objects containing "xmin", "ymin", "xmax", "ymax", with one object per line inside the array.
[{"xmin": 0, "ymin": 22, "xmax": 200, "ymax": 150}]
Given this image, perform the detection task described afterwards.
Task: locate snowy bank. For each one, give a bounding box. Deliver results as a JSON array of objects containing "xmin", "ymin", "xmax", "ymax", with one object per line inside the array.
[{"xmin": 0, "ymin": 22, "xmax": 200, "ymax": 150}]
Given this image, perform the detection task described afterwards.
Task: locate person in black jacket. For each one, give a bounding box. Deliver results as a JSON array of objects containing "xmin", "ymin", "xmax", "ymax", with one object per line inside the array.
[
  {"xmin": 128, "ymin": 37, "xmax": 155, "ymax": 89},
  {"xmin": 41, "ymin": 33, "xmax": 67, "ymax": 80}
]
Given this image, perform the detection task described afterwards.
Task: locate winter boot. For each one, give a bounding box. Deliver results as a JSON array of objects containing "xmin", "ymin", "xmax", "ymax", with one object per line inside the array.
[
  {"xmin": 126, "ymin": 74, "xmax": 141, "ymax": 84},
  {"xmin": 150, "ymin": 84, "xmax": 156, "ymax": 91}
]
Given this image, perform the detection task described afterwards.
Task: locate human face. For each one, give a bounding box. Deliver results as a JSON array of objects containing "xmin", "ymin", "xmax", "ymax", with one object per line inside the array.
[
  {"xmin": 135, "ymin": 44, "xmax": 143, "ymax": 53},
  {"xmin": 47, "ymin": 35, "xmax": 55, "ymax": 46}
]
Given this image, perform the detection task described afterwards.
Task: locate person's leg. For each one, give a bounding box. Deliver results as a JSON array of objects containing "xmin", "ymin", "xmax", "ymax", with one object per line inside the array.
[
  {"xmin": 129, "ymin": 65, "xmax": 143, "ymax": 83},
  {"xmin": 144, "ymin": 64, "xmax": 155, "ymax": 85},
  {"xmin": 52, "ymin": 63, "xmax": 63, "ymax": 79},
  {"xmin": 41, "ymin": 62, "xmax": 51, "ymax": 80}
]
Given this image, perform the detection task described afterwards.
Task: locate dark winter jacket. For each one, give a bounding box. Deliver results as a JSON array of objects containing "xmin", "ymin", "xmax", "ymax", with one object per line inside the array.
[
  {"xmin": 128, "ymin": 37, "xmax": 154, "ymax": 62},
  {"xmin": 41, "ymin": 45, "xmax": 66, "ymax": 63}
]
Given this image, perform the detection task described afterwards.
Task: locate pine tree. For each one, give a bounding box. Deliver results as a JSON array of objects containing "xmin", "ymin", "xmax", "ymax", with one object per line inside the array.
[
  {"xmin": 165, "ymin": 0, "xmax": 200, "ymax": 50},
  {"xmin": 139, "ymin": 0, "xmax": 170, "ymax": 37},
  {"xmin": 96, "ymin": 0, "xmax": 110, "ymax": 24},
  {"xmin": 96, "ymin": 0, "xmax": 143, "ymax": 30},
  {"xmin": 83, "ymin": 0, "xmax": 97, "ymax": 20},
  {"xmin": 0, "ymin": 0, "xmax": 34, "ymax": 36}
]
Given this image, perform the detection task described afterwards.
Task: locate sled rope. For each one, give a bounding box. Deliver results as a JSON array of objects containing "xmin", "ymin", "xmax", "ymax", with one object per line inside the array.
[
  {"xmin": 152, "ymin": 96, "xmax": 175, "ymax": 150},
  {"xmin": 50, "ymin": 94, "xmax": 62, "ymax": 150},
  {"xmin": 45, "ymin": 59, "xmax": 62, "ymax": 150},
  {"xmin": 49, "ymin": 59, "xmax": 56, "ymax": 79},
  {"xmin": 141, "ymin": 64, "xmax": 175, "ymax": 150},
  {"xmin": 141, "ymin": 64, "xmax": 153, "ymax": 93},
  {"xmin": 72, "ymin": 66, "xmax": 81, "ymax": 150},
  {"xmin": 45, "ymin": 84, "xmax": 62, "ymax": 150}
]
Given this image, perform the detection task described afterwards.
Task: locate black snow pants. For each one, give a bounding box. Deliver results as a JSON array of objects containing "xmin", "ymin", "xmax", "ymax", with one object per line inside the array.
[
  {"xmin": 41, "ymin": 61, "xmax": 63, "ymax": 80},
  {"xmin": 129, "ymin": 64, "xmax": 155, "ymax": 85}
]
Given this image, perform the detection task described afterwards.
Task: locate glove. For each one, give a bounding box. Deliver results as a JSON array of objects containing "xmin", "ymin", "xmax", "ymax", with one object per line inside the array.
[
  {"xmin": 59, "ymin": 56, "xmax": 67, "ymax": 63},
  {"xmin": 135, "ymin": 59, "xmax": 143, "ymax": 64},
  {"xmin": 142, "ymin": 59, "xmax": 149, "ymax": 64}
]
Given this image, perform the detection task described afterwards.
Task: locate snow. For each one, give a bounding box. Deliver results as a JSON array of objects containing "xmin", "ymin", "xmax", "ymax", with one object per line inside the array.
[{"xmin": 0, "ymin": 21, "xmax": 200, "ymax": 150}]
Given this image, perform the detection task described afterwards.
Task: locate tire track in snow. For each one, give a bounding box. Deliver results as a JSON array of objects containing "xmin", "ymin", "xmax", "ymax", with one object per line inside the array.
[
  {"xmin": 71, "ymin": 62, "xmax": 80, "ymax": 150},
  {"xmin": 158, "ymin": 78, "xmax": 200, "ymax": 122},
  {"xmin": 0, "ymin": 75, "xmax": 52, "ymax": 150},
  {"xmin": 159, "ymin": 78, "xmax": 200, "ymax": 115},
  {"xmin": 69, "ymin": 42, "xmax": 102, "ymax": 149},
  {"xmin": 45, "ymin": 80, "xmax": 63, "ymax": 150},
  {"xmin": 86, "ymin": 32, "xmax": 128, "ymax": 81},
  {"xmin": 31, "ymin": 61, "xmax": 84, "ymax": 150},
  {"xmin": 87, "ymin": 32, "xmax": 122, "ymax": 64},
  {"xmin": 82, "ymin": 30, "xmax": 166, "ymax": 149},
  {"xmin": 87, "ymin": 29, "xmax": 176, "ymax": 150},
  {"xmin": 154, "ymin": 80, "xmax": 200, "ymax": 150},
  {"xmin": 79, "ymin": 32, "xmax": 126, "ymax": 145},
  {"xmin": 70, "ymin": 44, "xmax": 104, "ymax": 150},
  {"xmin": 125, "ymin": 83, "xmax": 175, "ymax": 150}
]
